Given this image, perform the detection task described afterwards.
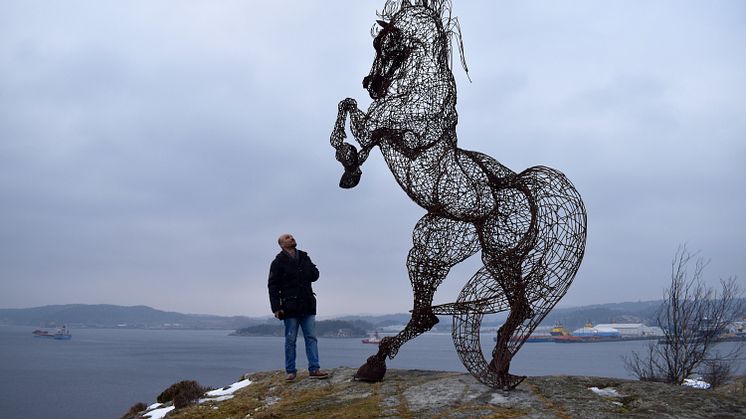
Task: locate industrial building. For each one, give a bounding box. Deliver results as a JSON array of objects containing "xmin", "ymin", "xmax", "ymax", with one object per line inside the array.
[{"xmin": 594, "ymin": 323, "xmax": 664, "ymax": 337}]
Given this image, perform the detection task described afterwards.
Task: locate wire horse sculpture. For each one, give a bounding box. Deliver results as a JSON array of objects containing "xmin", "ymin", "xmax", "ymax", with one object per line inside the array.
[{"xmin": 330, "ymin": 0, "xmax": 587, "ymax": 390}]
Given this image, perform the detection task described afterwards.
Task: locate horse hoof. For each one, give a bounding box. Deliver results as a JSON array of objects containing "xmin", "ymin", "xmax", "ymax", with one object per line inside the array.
[
  {"xmin": 500, "ymin": 374, "xmax": 526, "ymax": 390},
  {"xmin": 354, "ymin": 356, "xmax": 386, "ymax": 382},
  {"xmin": 339, "ymin": 168, "xmax": 362, "ymax": 189}
]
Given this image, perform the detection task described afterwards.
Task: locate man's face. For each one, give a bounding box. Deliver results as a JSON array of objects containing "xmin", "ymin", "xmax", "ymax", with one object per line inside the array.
[{"xmin": 280, "ymin": 234, "xmax": 297, "ymax": 249}]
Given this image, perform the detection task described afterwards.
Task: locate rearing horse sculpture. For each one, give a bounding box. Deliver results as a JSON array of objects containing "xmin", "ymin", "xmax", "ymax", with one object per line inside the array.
[{"xmin": 330, "ymin": 0, "xmax": 587, "ymax": 390}]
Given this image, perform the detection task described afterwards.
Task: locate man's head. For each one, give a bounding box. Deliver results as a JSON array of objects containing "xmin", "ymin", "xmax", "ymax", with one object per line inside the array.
[{"xmin": 278, "ymin": 233, "xmax": 297, "ymax": 251}]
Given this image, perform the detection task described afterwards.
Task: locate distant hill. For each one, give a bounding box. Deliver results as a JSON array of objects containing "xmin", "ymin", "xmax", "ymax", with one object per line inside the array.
[
  {"xmin": 0, "ymin": 300, "xmax": 670, "ymax": 332},
  {"xmin": 0, "ymin": 304, "xmax": 263, "ymax": 330}
]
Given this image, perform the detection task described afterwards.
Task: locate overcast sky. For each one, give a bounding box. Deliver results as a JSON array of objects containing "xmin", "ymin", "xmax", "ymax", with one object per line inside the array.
[{"xmin": 1, "ymin": 0, "xmax": 744, "ymax": 317}]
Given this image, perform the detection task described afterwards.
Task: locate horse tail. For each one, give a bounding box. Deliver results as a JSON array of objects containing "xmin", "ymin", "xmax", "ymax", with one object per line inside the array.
[
  {"xmin": 515, "ymin": 165, "xmax": 587, "ymax": 314},
  {"xmin": 501, "ymin": 165, "xmax": 587, "ymax": 352},
  {"xmin": 451, "ymin": 165, "xmax": 587, "ymax": 387}
]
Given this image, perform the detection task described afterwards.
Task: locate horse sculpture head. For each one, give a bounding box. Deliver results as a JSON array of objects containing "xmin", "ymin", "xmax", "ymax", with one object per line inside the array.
[{"xmin": 363, "ymin": 2, "xmax": 453, "ymax": 100}]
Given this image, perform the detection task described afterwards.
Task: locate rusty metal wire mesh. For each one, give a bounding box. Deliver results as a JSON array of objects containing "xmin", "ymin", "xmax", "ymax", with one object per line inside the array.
[{"xmin": 329, "ymin": 0, "xmax": 587, "ymax": 390}]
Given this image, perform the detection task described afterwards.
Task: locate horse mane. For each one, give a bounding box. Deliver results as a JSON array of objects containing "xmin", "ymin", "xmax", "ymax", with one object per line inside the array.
[{"xmin": 374, "ymin": 0, "xmax": 470, "ymax": 81}]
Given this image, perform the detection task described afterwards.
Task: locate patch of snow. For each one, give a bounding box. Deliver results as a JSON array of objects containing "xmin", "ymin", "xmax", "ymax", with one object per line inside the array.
[
  {"xmin": 199, "ymin": 395, "xmax": 235, "ymax": 403},
  {"xmin": 141, "ymin": 378, "xmax": 251, "ymax": 417},
  {"xmin": 489, "ymin": 393, "xmax": 509, "ymax": 405},
  {"xmin": 338, "ymin": 392, "xmax": 370, "ymax": 401},
  {"xmin": 205, "ymin": 379, "xmax": 251, "ymax": 397},
  {"xmin": 682, "ymin": 378, "xmax": 711, "ymax": 389},
  {"xmin": 589, "ymin": 386, "xmax": 622, "ymax": 397},
  {"xmin": 143, "ymin": 405, "xmax": 174, "ymax": 419}
]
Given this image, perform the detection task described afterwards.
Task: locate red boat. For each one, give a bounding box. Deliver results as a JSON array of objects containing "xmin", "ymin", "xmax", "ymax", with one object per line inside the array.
[{"xmin": 362, "ymin": 330, "xmax": 382, "ymax": 344}]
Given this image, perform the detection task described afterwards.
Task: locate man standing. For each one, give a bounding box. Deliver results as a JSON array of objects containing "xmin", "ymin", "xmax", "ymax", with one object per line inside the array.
[{"xmin": 268, "ymin": 233, "xmax": 329, "ymax": 381}]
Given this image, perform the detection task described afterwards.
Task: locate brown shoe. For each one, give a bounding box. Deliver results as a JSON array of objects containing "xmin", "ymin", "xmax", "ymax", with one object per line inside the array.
[
  {"xmin": 309, "ymin": 370, "xmax": 329, "ymax": 379},
  {"xmin": 285, "ymin": 372, "xmax": 297, "ymax": 381}
]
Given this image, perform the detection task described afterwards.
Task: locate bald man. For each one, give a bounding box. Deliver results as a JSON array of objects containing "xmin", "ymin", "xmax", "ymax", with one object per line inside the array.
[{"xmin": 268, "ymin": 233, "xmax": 328, "ymax": 381}]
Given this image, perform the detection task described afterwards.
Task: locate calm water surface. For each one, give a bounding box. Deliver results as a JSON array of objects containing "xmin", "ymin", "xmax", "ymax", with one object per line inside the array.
[{"xmin": 0, "ymin": 325, "xmax": 742, "ymax": 418}]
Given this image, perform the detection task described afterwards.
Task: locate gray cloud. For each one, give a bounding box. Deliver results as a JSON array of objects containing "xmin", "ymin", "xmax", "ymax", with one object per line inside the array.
[{"xmin": 1, "ymin": 0, "xmax": 744, "ymax": 316}]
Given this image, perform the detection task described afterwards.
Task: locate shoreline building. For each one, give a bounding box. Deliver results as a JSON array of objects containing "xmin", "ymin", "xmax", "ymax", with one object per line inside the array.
[{"xmin": 594, "ymin": 323, "xmax": 664, "ymax": 338}]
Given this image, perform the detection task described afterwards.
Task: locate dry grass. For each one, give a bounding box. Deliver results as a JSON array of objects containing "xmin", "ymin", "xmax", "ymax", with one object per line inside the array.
[
  {"xmin": 119, "ymin": 402, "xmax": 148, "ymax": 419},
  {"xmin": 169, "ymin": 371, "xmax": 385, "ymax": 419},
  {"xmin": 713, "ymin": 375, "xmax": 746, "ymax": 397},
  {"xmin": 527, "ymin": 382, "xmax": 573, "ymax": 419}
]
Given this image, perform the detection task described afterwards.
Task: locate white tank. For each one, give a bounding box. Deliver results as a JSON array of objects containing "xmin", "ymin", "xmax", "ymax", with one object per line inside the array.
[{"xmin": 572, "ymin": 325, "xmax": 620, "ymax": 338}]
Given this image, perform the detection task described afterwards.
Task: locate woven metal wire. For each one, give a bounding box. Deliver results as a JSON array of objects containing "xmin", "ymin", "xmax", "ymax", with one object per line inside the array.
[{"xmin": 330, "ymin": 0, "xmax": 587, "ymax": 390}]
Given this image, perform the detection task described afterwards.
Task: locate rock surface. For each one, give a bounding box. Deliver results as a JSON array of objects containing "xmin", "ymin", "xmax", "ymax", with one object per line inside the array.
[{"xmin": 152, "ymin": 368, "xmax": 746, "ymax": 418}]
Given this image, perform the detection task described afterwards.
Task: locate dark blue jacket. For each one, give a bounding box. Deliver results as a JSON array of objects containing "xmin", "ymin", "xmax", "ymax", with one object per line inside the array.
[{"xmin": 268, "ymin": 250, "xmax": 319, "ymax": 318}]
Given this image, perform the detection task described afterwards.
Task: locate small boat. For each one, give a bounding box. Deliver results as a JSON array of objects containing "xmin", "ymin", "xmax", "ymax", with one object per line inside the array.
[{"xmin": 362, "ymin": 330, "xmax": 382, "ymax": 344}]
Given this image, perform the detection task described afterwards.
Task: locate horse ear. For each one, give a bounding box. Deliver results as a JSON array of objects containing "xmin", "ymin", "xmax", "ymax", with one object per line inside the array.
[{"xmin": 377, "ymin": 20, "xmax": 390, "ymax": 29}]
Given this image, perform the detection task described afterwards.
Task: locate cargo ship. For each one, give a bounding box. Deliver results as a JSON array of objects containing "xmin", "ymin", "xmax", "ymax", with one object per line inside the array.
[
  {"xmin": 494, "ymin": 322, "xmax": 666, "ymax": 344},
  {"xmin": 32, "ymin": 325, "xmax": 71, "ymax": 340},
  {"xmin": 554, "ymin": 322, "xmax": 662, "ymax": 343},
  {"xmin": 497, "ymin": 324, "xmax": 570, "ymax": 343}
]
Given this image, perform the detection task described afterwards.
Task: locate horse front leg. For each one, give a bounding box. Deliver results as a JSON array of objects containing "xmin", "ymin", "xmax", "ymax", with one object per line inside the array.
[
  {"xmin": 330, "ymin": 98, "xmax": 372, "ymax": 188},
  {"xmin": 354, "ymin": 250, "xmax": 447, "ymax": 382},
  {"xmin": 354, "ymin": 215, "xmax": 480, "ymax": 382}
]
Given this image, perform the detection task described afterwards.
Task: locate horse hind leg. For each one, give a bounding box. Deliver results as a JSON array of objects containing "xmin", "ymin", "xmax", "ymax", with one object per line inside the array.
[
  {"xmin": 487, "ymin": 165, "xmax": 587, "ymax": 389},
  {"xmin": 449, "ymin": 257, "xmax": 532, "ymax": 389},
  {"xmin": 451, "ymin": 266, "xmax": 512, "ymax": 387},
  {"xmin": 484, "ymin": 256, "xmax": 534, "ymax": 390},
  {"xmin": 490, "ymin": 309, "xmax": 531, "ymax": 389}
]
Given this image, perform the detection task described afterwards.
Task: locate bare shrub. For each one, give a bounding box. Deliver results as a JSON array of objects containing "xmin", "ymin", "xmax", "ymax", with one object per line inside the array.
[
  {"xmin": 624, "ymin": 341, "xmax": 665, "ymax": 382},
  {"xmin": 700, "ymin": 357, "xmax": 737, "ymax": 388},
  {"xmin": 156, "ymin": 380, "xmax": 209, "ymax": 409},
  {"xmin": 119, "ymin": 402, "xmax": 148, "ymax": 419},
  {"xmin": 624, "ymin": 245, "xmax": 743, "ymax": 385}
]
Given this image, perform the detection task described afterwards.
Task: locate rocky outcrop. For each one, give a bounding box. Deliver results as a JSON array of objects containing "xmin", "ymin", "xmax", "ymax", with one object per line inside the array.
[{"xmin": 142, "ymin": 368, "xmax": 746, "ymax": 418}]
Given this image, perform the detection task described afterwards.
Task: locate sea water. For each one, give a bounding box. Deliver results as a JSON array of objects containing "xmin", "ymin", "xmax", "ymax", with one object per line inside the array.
[{"xmin": 0, "ymin": 325, "xmax": 742, "ymax": 418}]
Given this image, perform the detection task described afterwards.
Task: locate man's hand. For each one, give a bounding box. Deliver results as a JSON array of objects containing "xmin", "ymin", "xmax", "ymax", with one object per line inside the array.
[{"xmin": 274, "ymin": 310, "xmax": 285, "ymax": 320}]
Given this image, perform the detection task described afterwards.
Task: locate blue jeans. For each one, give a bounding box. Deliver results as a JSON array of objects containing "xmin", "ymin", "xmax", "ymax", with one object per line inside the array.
[{"xmin": 283, "ymin": 315, "xmax": 320, "ymax": 374}]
